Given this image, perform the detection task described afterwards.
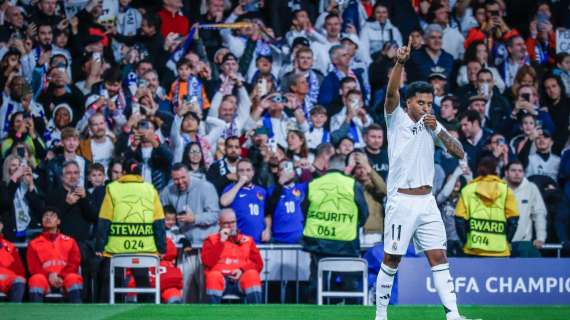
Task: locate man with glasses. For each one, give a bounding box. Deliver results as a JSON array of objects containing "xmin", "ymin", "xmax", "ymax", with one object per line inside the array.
[
  {"xmin": 407, "ymin": 24, "xmax": 454, "ymax": 83},
  {"xmin": 201, "ymin": 208, "xmax": 263, "ymax": 304}
]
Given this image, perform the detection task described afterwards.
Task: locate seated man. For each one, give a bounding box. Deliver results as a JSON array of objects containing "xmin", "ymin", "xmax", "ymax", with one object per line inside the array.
[
  {"xmin": 27, "ymin": 208, "xmax": 83, "ymax": 303},
  {"xmin": 0, "ymin": 219, "xmax": 26, "ymax": 302},
  {"xmin": 201, "ymin": 208, "xmax": 263, "ymax": 304},
  {"xmin": 128, "ymin": 237, "xmax": 183, "ymax": 304}
]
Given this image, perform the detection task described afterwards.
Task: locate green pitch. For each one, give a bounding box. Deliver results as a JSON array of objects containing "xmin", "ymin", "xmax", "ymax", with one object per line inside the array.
[{"xmin": 1, "ymin": 304, "xmax": 569, "ymax": 320}]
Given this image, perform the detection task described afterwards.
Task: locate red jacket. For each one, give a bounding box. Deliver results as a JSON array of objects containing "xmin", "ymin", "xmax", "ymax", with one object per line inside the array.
[
  {"xmin": 464, "ymin": 27, "xmax": 520, "ymax": 49},
  {"xmin": 526, "ymin": 32, "xmax": 557, "ymax": 66},
  {"xmin": 26, "ymin": 232, "xmax": 81, "ymax": 278},
  {"xmin": 0, "ymin": 235, "xmax": 25, "ymax": 276},
  {"xmin": 201, "ymin": 233, "xmax": 263, "ymax": 274},
  {"xmin": 158, "ymin": 9, "xmax": 190, "ymax": 38}
]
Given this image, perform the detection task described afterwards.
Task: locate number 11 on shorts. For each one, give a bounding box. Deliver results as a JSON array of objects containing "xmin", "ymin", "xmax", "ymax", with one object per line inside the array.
[{"xmin": 391, "ymin": 224, "xmax": 402, "ymax": 241}]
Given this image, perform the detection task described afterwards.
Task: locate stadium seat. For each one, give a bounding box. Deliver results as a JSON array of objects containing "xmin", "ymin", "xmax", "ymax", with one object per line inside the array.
[
  {"xmin": 109, "ymin": 254, "xmax": 161, "ymax": 304},
  {"xmin": 317, "ymin": 258, "xmax": 368, "ymax": 305}
]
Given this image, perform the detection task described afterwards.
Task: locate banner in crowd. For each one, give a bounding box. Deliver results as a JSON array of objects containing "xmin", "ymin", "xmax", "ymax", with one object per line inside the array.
[
  {"xmin": 556, "ymin": 29, "xmax": 570, "ymax": 53},
  {"xmin": 398, "ymin": 258, "xmax": 570, "ymax": 304}
]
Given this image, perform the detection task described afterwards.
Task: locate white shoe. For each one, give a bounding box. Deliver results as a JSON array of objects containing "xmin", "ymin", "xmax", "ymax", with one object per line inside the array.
[{"xmin": 374, "ymin": 311, "xmax": 387, "ymax": 320}]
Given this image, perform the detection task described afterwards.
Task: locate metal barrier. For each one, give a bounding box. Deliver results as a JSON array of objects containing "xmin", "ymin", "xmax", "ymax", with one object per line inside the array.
[{"xmin": 6, "ymin": 241, "xmax": 566, "ymax": 304}]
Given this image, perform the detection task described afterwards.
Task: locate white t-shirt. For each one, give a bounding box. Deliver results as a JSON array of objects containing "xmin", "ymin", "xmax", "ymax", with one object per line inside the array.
[
  {"xmin": 385, "ymin": 105, "xmax": 443, "ymax": 196},
  {"xmin": 91, "ymin": 137, "xmax": 114, "ymax": 173}
]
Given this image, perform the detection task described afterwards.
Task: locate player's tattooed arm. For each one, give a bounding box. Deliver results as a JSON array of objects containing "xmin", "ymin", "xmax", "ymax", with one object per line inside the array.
[{"xmin": 437, "ymin": 130, "xmax": 465, "ymax": 160}]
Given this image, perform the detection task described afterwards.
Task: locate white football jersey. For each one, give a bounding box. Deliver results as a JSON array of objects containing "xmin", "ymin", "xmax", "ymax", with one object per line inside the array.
[{"xmin": 385, "ymin": 105, "xmax": 442, "ymax": 196}]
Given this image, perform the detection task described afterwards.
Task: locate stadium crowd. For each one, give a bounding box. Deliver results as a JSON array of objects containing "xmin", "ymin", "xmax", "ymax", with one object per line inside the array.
[{"xmin": 0, "ymin": 0, "xmax": 569, "ymax": 304}]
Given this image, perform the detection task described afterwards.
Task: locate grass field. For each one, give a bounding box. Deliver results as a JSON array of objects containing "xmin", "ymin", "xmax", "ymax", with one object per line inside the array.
[{"xmin": 1, "ymin": 304, "xmax": 569, "ymax": 320}]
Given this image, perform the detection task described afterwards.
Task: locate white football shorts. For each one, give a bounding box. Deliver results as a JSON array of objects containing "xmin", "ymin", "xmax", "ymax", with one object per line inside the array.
[{"xmin": 383, "ymin": 192, "xmax": 447, "ymax": 255}]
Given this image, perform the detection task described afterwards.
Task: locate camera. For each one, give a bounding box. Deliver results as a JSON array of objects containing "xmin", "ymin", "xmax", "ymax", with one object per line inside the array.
[{"xmin": 270, "ymin": 95, "xmax": 288, "ymax": 104}]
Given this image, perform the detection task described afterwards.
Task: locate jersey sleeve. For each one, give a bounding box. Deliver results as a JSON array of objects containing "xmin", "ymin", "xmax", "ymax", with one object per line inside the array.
[{"xmin": 385, "ymin": 103, "xmax": 404, "ymax": 130}]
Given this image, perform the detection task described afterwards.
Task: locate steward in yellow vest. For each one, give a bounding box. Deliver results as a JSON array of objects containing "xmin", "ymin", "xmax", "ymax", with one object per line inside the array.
[
  {"xmin": 95, "ymin": 159, "xmax": 166, "ymax": 303},
  {"xmin": 455, "ymin": 157, "xmax": 519, "ymax": 257},
  {"xmin": 302, "ymin": 154, "xmax": 368, "ymax": 257},
  {"xmin": 95, "ymin": 160, "xmax": 166, "ymax": 257}
]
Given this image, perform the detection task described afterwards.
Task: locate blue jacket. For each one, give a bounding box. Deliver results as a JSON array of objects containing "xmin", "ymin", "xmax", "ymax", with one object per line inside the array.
[
  {"xmin": 407, "ymin": 47, "xmax": 454, "ymax": 83},
  {"xmin": 318, "ymin": 68, "xmax": 367, "ymax": 110}
]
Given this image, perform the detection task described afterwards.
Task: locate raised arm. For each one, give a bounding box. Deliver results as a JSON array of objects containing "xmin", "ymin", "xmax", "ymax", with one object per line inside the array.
[{"xmin": 384, "ymin": 37, "xmax": 411, "ymax": 115}]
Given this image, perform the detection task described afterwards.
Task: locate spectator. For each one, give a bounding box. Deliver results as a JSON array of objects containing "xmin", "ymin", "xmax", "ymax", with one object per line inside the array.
[
  {"xmin": 472, "ymin": 68, "xmax": 511, "ymax": 134},
  {"xmin": 281, "ymin": 47, "xmax": 324, "ymax": 107},
  {"xmin": 1, "ymin": 111, "xmax": 46, "ymax": 168},
  {"xmin": 438, "ymin": 96, "xmax": 461, "ymax": 132},
  {"xmin": 510, "ymin": 84, "xmax": 555, "ymax": 138},
  {"xmin": 249, "ymin": 92, "xmax": 309, "ymax": 149},
  {"xmin": 182, "ymin": 142, "xmax": 208, "ymax": 177},
  {"xmin": 78, "ymin": 112, "xmax": 115, "ymax": 173},
  {"xmin": 428, "ymin": 68, "xmax": 448, "ymax": 110},
  {"xmin": 407, "ymin": 24, "xmax": 454, "ymax": 83},
  {"xmin": 220, "ymin": 159, "xmax": 268, "ymax": 243},
  {"xmin": 526, "ymin": 130, "xmax": 560, "ymax": 181},
  {"xmin": 360, "ymin": 3, "xmax": 403, "ymax": 62},
  {"xmin": 336, "ymin": 136, "xmax": 355, "ymax": 156},
  {"xmin": 459, "ymin": 110, "xmax": 492, "ymax": 171},
  {"xmin": 510, "ymin": 113, "xmax": 540, "ymax": 168},
  {"xmin": 464, "ymin": 0, "xmax": 519, "ymax": 67},
  {"xmin": 0, "ymin": 218, "xmax": 26, "ymax": 302},
  {"xmin": 302, "ymin": 154, "xmax": 368, "ymax": 302},
  {"xmin": 95, "ymin": 159, "xmax": 166, "ymax": 302},
  {"xmin": 457, "ymin": 41, "xmax": 506, "ymax": 93},
  {"xmin": 44, "ymin": 159, "xmax": 99, "ymax": 301},
  {"xmin": 265, "ymin": 160, "xmax": 307, "ymax": 244},
  {"xmin": 46, "ymin": 127, "xmax": 88, "ymax": 189},
  {"xmin": 431, "ymin": 3, "xmax": 465, "ymax": 61},
  {"xmin": 160, "ymin": 163, "xmax": 220, "ymax": 303},
  {"xmin": 158, "ymin": 0, "xmax": 190, "ymax": 38},
  {"xmin": 363, "ymin": 123, "xmax": 389, "ymax": 180},
  {"xmin": 505, "ymin": 161, "xmax": 547, "ymax": 257},
  {"xmin": 480, "ymin": 133, "xmax": 516, "ymax": 174},
  {"xmin": 201, "ymin": 208, "xmax": 263, "ymax": 304},
  {"xmin": 306, "ymin": 105, "xmax": 331, "ymax": 151},
  {"xmin": 209, "ymin": 90, "xmax": 251, "ymax": 140},
  {"xmin": 207, "ymin": 136, "xmax": 241, "ymax": 195},
  {"xmin": 0, "ymin": 78, "xmax": 45, "ymax": 140},
  {"xmin": 27, "ymin": 207, "xmax": 83, "ymax": 303},
  {"xmin": 0, "ymin": 154, "xmax": 43, "ymax": 243},
  {"xmin": 43, "ymin": 103, "xmax": 73, "ymax": 151},
  {"xmin": 311, "ymin": 14, "xmax": 343, "ymax": 75},
  {"xmin": 437, "ymin": 164, "xmax": 472, "ymax": 257},
  {"xmin": 553, "ymin": 52, "xmax": 570, "ymax": 96},
  {"xmin": 121, "ymin": 119, "xmax": 173, "ymax": 191},
  {"xmin": 330, "ymin": 89, "xmax": 373, "ymax": 149},
  {"xmin": 318, "ymin": 45, "xmax": 367, "ymax": 109},
  {"xmin": 0, "ymin": 6, "xmax": 25, "ymax": 44},
  {"xmin": 455, "ymin": 156, "xmax": 519, "ymax": 257},
  {"xmin": 526, "ymin": 11, "xmax": 556, "ymax": 67},
  {"xmin": 541, "ymin": 74, "xmax": 569, "ymax": 154},
  {"xmin": 350, "ymin": 152, "xmax": 386, "ymax": 245},
  {"xmin": 498, "ymin": 35, "xmax": 530, "ymax": 88}
]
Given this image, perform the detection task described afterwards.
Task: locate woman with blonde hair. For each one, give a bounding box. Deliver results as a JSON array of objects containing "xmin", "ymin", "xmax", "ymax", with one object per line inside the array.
[{"xmin": 0, "ymin": 154, "xmax": 43, "ymax": 242}]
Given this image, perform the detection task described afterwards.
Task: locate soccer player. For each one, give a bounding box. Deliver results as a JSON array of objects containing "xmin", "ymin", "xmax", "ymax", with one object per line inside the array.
[{"xmin": 375, "ymin": 38, "xmax": 465, "ymax": 320}]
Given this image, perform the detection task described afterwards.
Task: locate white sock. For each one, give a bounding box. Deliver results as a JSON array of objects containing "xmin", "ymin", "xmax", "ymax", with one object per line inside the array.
[
  {"xmin": 376, "ymin": 263, "xmax": 397, "ymax": 319},
  {"xmin": 431, "ymin": 263, "xmax": 459, "ymax": 319}
]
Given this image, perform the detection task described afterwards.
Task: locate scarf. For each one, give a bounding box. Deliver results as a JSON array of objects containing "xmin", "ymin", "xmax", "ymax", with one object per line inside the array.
[
  {"xmin": 334, "ymin": 67, "xmax": 361, "ymax": 92},
  {"xmin": 13, "ymin": 181, "xmax": 30, "ymax": 234},
  {"xmin": 172, "ymin": 76, "xmax": 203, "ymax": 109},
  {"xmin": 306, "ymin": 71, "xmax": 320, "ymax": 105}
]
